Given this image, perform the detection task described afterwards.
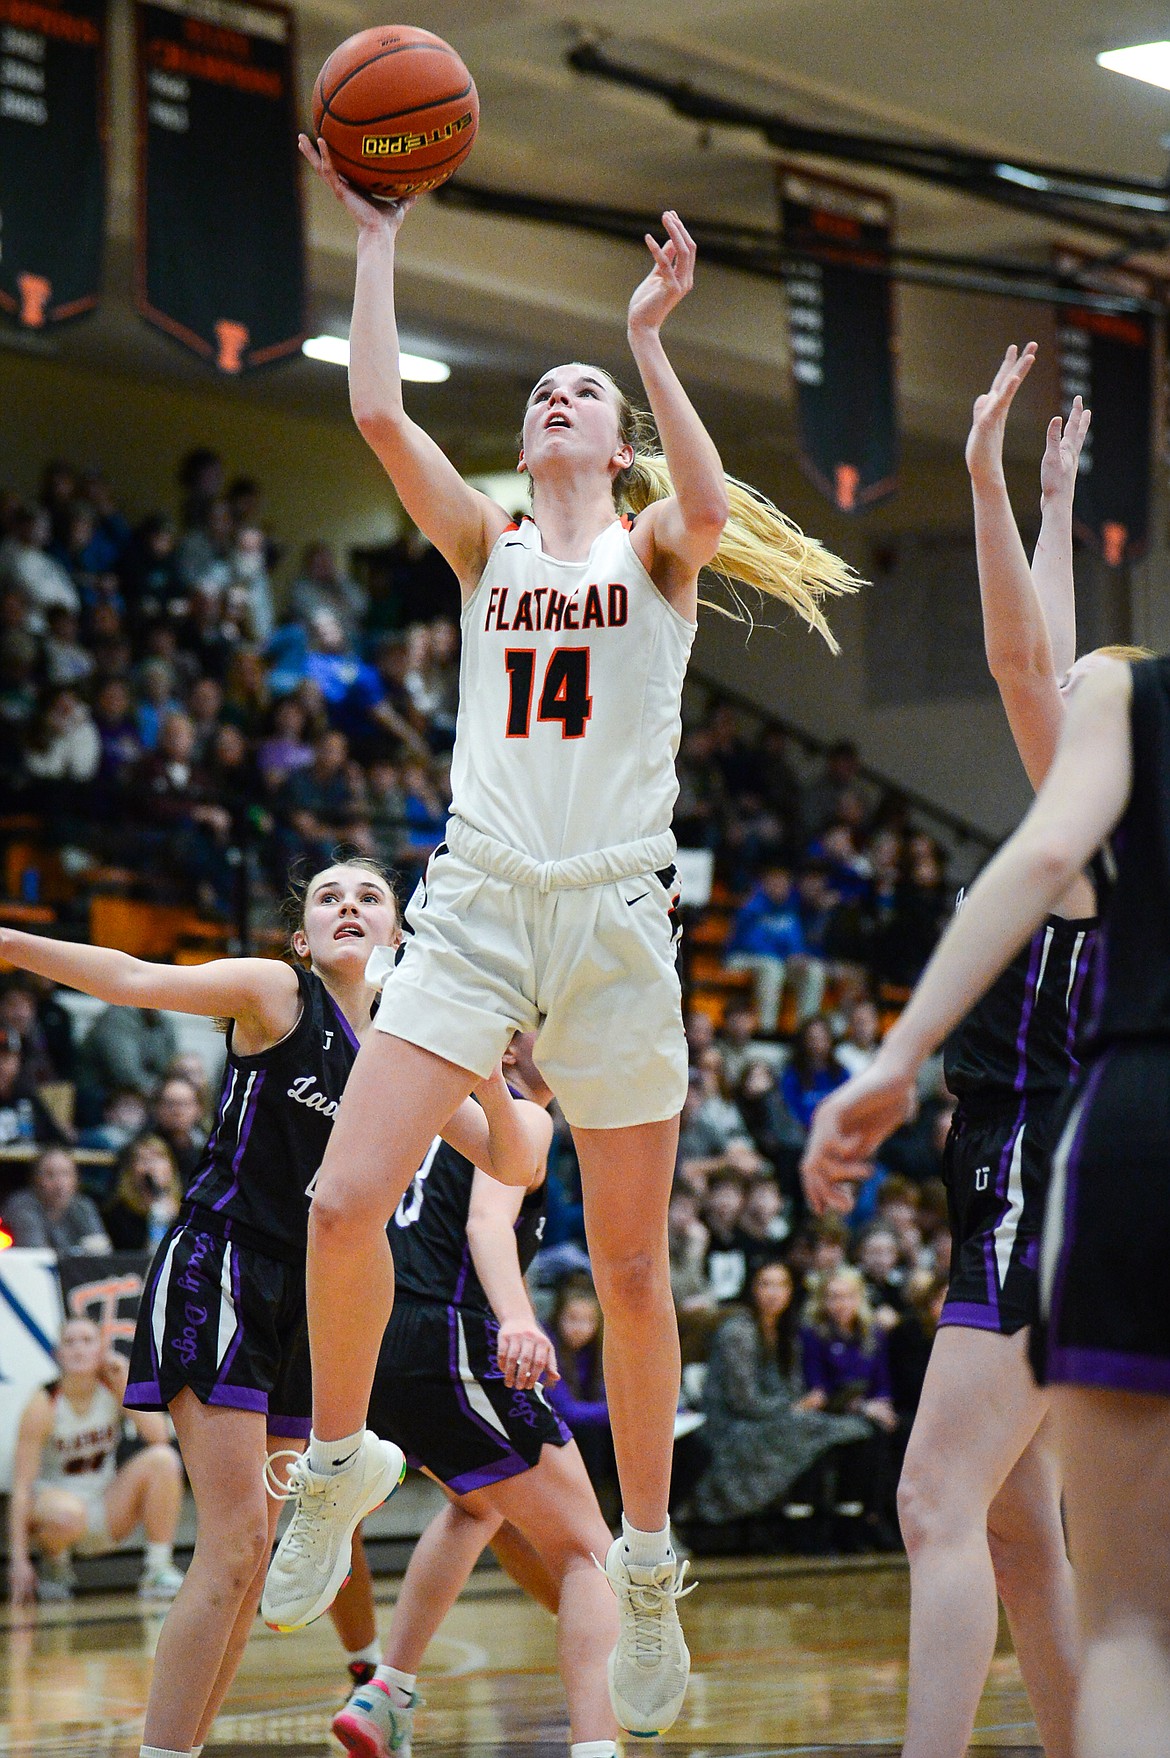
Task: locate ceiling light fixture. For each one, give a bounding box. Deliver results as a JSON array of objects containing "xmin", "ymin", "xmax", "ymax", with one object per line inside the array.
[
  {"xmin": 301, "ymin": 335, "xmax": 450, "ymax": 381},
  {"xmin": 1097, "ymin": 42, "xmax": 1170, "ymax": 92}
]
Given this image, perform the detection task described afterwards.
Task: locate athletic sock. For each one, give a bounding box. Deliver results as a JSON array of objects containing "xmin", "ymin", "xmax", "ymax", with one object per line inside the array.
[
  {"xmin": 373, "ymin": 1663, "xmax": 417, "ymax": 1708},
  {"xmin": 308, "ymin": 1428, "xmax": 364, "ymax": 1475},
  {"xmin": 347, "ymin": 1638, "xmax": 382, "ymax": 1668},
  {"xmin": 620, "ymin": 1515, "xmax": 674, "ymax": 1569},
  {"xmin": 570, "ymin": 1743, "xmax": 619, "ymax": 1758},
  {"xmin": 144, "ymin": 1542, "xmax": 173, "ymax": 1575}
]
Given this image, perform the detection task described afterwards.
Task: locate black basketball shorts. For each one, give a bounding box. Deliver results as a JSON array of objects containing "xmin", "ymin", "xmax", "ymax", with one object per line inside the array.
[
  {"xmin": 367, "ymin": 1297, "xmax": 570, "ymax": 1494},
  {"xmin": 940, "ymin": 1093, "xmax": 1065, "ymax": 1337},
  {"xmin": 125, "ymin": 1215, "xmax": 312, "ymax": 1437},
  {"xmin": 1032, "ymin": 1044, "xmax": 1170, "ymax": 1396}
]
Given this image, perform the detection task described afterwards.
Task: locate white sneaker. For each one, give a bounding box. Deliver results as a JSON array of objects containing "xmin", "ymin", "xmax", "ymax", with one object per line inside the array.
[
  {"xmin": 332, "ymin": 1677, "xmax": 416, "ymax": 1757},
  {"xmin": 137, "ymin": 1561, "xmax": 185, "ymax": 1601},
  {"xmin": 261, "ymin": 1432, "xmax": 405, "ymax": 1632},
  {"xmin": 603, "ymin": 1535, "xmax": 694, "ymax": 1737}
]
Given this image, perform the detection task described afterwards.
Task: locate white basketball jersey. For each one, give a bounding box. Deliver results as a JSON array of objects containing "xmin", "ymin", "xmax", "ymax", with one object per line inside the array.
[
  {"xmin": 36, "ymin": 1381, "xmax": 121, "ymax": 1496},
  {"xmin": 451, "ymin": 516, "xmax": 696, "ymax": 862}
]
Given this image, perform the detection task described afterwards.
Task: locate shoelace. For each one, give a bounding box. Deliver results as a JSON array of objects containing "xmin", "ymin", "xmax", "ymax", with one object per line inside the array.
[
  {"xmin": 264, "ymin": 1450, "xmax": 333, "ymax": 1559},
  {"xmin": 595, "ymin": 1555, "xmax": 696, "ymax": 1664}
]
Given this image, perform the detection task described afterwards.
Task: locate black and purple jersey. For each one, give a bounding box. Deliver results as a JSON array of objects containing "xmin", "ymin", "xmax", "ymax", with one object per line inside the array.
[
  {"xmin": 182, "ymin": 965, "xmax": 359, "ymax": 1259},
  {"xmin": 943, "ymin": 910, "xmax": 1097, "ymax": 1105},
  {"xmin": 389, "ymin": 1137, "xmax": 547, "ymax": 1313}
]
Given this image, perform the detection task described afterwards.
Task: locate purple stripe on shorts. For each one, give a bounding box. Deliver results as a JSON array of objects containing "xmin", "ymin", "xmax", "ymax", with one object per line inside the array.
[
  {"xmin": 938, "ymin": 1301, "xmax": 1008, "ymax": 1333},
  {"xmin": 1045, "ymin": 1054, "xmax": 1109, "ymax": 1343},
  {"xmin": 212, "ymin": 1069, "xmax": 267, "ymax": 1212},
  {"xmin": 124, "ymin": 1378, "xmax": 164, "ymax": 1407},
  {"xmin": 446, "ymin": 1450, "xmax": 534, "ymax": 1495},
  {"xmin": 212, "ymin": 1243, "xmax": 246, "ymax": 1394},
  {"xmin": 1046, "ymin": 1345, "xmax": 1170, "ymax": 1398},
  {"xmin": 206, "ymin": 1384, "xmax": 268, "ymax": 1414},
  {"xmin": 267, "ymin": 1415, "xmax": 312, "ymax": 1439},
  {"xmin": 328, "ymin": 991, "xmax": 361, "ymax": 1054}
]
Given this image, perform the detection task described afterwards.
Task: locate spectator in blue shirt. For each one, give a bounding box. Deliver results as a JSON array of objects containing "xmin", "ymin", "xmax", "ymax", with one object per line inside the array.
[
  {"xmin": 725, "ymin": 865, "xmax": 808, "ymax": 1032},
  {"xmin": 779, "ymin": 1016, "xmax": 849, "ymax": 1134}
]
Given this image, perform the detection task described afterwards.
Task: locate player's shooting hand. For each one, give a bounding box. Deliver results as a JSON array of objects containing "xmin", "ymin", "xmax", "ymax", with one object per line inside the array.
[
  {"xmin": 497, "ymin": 1317, "xmax": 559, "ymax": 1391},
  {"xmin": 965, "ymin": 342, "xmax": 1038, "ymax": 491},
  {"xmin": 1040, "ymin": 396, "xmax": 1090, "ymax": 506},
  {"xmin": 801, "ymin": 1050, "xmax": 918, "ymax": 1216},
  {"xmin": 298, "ymin": 134, "xmax": 416, "ymax": 237},
  {"xmin": 628, "ymin": 210, "xmax": 697, "ymax": 336}
]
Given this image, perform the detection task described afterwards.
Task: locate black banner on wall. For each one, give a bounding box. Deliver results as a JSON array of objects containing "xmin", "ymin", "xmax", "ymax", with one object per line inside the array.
[
  {"xmin": 58, "ymin": 1250, "xmax": 151, "ymax": 1360},
  {"xmin": 779, "ymin": 167, "xmax": 898, "ymax": 514},
  {"xmin": 135, "ymin": 0, "xmax": 304, "ymax": 372},
  {"xmin": 0, "ymin": 0, "xmax": 106, "ymax": 328},
  {"xmin": 1056, "ymin": 253, "xmax": 1158, "ymax": 566}
]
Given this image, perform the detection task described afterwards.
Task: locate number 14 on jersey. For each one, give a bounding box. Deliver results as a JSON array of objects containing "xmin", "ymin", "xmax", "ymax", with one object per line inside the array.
[{"xmin": 505, "ymin": 647, "xmax": 592, "ymax": 739}]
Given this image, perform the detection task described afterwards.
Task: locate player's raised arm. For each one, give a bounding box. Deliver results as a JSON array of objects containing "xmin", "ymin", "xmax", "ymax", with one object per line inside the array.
[
  {"xmin": 966, "ymin": 343, "xmax": 1069, "ymax": 789},
  {"xmin": 298, "ymin": 135, "xmax": 510, "ymax": 595},
  {"xmin": 0, "ymin": 927, "xmax": 300, "ymax": 1044},
  {"xmin": 626, "ymin": 212, "xmax": 729, "ymax": 611}
]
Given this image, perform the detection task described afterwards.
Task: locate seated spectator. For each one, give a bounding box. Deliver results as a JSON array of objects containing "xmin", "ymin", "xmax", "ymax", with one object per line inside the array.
[
  {"xmin": 853, "ymin": 1222, "xmax": 907, "ymax": 1328},
  {"xmin": 692, "ymin": 1258, "xmax": 869, "ymax": 1539},
  {"xmin": 7, "ymin": 1316, "xmax": 182, "ymax": 1604},
  {"xmin": 42, "ymin": 606, "xmax": 95, "ymax": 688},
  {"xmin": 21, "ymin": 686, "xmax": 100, "ymax": 788},
  {"xmin": 724, "ymin": 865, "xmax": 809, "ymax": 1033},
  {"xmin": 779, "ymin": 1017, "xmax": 849, "ymax": 1135},
  {"xmin": 150, "ymin": 1073, "xmax": 206, "ymax": 1187},
  {"xmin": 288, "ymin": 541, "xmax": 368, "ymax": 638},
  {"xmin": 0, "ymin": 980, "xmax": 62, "ymax": 1087},
  {"xmin": 4, "ymin": 1147, "xmax": 109, "ymax": 1253},
  {"xmin": 76, "ymin": 1004, "xmax": 178, "ymax": 1123},
  {"xmin": 734, "ymin": 1060, "xmax": 805, "ymax": 1213},
  {"xmin": 668, "ymin": 1185, "xmax": 713, "ymax": 1312},
  {"xmin": 801, "ymin": 1266, "xmax": 898, "ymax": 1547},
  {"xmin": 0, "ymin": 503, "xmax": 80, "ymax": 616},
  {"xmin": 546, "ymin": 1276, "xmax": 614, "ymax": 1508},
  {"xmin": 701, "ymin": 1171, "xmax": 749, "ymax": 1303},
  {"xmin": 0, "ymin": 1034, "xmax": 70, "ymax": 1146},
  {"xmin": 835, "ymin": 997, "xmax": 882, "ymax": 1078},
  {"xmin": 102, "ymin": 1134, "xmax": 182, "ymax": 1252}
]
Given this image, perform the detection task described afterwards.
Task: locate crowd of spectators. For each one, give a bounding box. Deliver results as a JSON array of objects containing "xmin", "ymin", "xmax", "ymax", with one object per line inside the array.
[{"xmin": 0, "ymin": 442, "xmax": 967, "ymax": 1560}]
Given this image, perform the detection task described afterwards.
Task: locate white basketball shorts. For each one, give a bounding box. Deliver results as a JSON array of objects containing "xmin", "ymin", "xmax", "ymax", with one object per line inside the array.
[{"xmin": 370, "ymin": 842, "xmax": 688, "ymax": 1130}]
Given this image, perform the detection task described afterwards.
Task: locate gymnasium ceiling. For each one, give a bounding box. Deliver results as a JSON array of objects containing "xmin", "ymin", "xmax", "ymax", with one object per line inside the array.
[{"xmin": 8, "ymin": 0, "xmax": 1170, "ymax": 481}]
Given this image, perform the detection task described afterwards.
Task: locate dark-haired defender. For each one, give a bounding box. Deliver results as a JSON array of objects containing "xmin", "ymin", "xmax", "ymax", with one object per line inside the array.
[
  {"xmin": 277, "ymin": 130, "xmax": 857, "ymax": 1740},
  {"xmin": 0, "ymin": 862, "xmax": 537, "ymax": 1758}
]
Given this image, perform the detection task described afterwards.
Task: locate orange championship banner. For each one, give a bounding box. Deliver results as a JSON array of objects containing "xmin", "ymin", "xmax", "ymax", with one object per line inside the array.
[
  {"xmin": 0, "ymin": 0, "xmax": 107, "ymax": 329},
  {"xmin": 134, "ymin": 0, "xmax": 304, "ymax": 372}
]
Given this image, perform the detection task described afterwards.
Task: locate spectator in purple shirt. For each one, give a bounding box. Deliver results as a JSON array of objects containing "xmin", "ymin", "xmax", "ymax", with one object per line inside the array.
[{"xmin": 801, "ymin": 1266, "xmax": 897, "ymax": 1548}]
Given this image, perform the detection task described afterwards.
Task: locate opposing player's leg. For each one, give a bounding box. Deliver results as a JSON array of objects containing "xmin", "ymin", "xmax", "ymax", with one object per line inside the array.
[
  {"xmin": 265, "ymin": 1033, "xmax": 475, "ymax": 1633},
  {"xmin": 985, "ymin": 1425, "xmax": 1077, "ymax": 1758},
  {"xmin": 576, "ymin": 1116, "xmax": 691, "ymax": 1736},
  {"xmin": 192, "ymin": 1438, "xmax": 304, "ymax": 1750},
  {"xmin": 896, "ymin": 1325, "xmax": 1048, "ymax": 1758},
  {"xmin": 141, "ymin": 1393, "xmax": 273, "ymax": 1754},
  {"xmin": 104, "ymin": 1441, "xmax": 184, "ymax": 1599},
  {"xmin": 1055, "ymin": 1386, "xmax": 1170, "ymax": 1758}
]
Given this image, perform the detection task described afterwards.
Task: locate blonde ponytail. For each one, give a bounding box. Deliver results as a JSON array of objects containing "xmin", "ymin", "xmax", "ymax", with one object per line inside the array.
[{"xmin": 612, "ymin": 392, "xmax": 861, "ymax": 654}]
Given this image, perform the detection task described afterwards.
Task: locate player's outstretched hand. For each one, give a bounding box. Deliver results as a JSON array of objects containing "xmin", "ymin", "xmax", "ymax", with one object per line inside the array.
[
  {"xmin": 801, "ymin": 1052, "xmax": 918, "ymax": 1217},
  {"xmin": 965, "ymin": 342, "xmax": 1038, "ymax": 491},
  {"xmin": 628, "ymin": 210, "xmax": 697, "ymax": 336},
  {"xmin": 497, "ymin": 1317, "xmax": 559, "ymax": 1391},
  {"xmin": 1040, "ymin": 396, "xmax": 1091, "ymax": 506},
  {"xmin": 298, "ymin": 134, "xmax": 415, "ymax": 236}
]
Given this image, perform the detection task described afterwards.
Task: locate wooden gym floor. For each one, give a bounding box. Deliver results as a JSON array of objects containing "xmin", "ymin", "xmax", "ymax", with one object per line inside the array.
[{"xmin": 0, "ymin": 1555, "xmax": 1040, "ymax": 1757}]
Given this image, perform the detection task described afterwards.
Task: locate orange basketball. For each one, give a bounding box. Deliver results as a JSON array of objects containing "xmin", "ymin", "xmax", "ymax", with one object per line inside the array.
[{"xmin": 311, "ymin": 25, "xmax": 478, "ymax": 201}]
